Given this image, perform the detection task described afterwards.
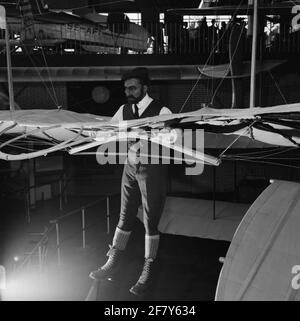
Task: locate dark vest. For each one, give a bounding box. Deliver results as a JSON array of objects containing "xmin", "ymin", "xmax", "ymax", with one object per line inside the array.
[
  {"xmin": 122, "ymin": 99, "xmax": 165, "ymax": 164},
  {"xmin": 122, "ymin": 99, "xmax": 164, "ymax": 120}
]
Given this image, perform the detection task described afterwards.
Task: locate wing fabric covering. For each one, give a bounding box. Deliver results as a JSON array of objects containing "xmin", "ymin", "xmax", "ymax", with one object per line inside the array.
[{"xmin": 0, "ymin": 104, "xmax": 299, "ymax": 161}]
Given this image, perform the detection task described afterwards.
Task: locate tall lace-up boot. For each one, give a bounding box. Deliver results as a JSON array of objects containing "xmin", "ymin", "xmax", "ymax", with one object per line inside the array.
[
  {"xmin": 89, "ymin": 227, "xmax": 131, "ymax": 280},
  {"xmin": 130, "ymin": 234, "xmax": 160, "ymax": 295}
]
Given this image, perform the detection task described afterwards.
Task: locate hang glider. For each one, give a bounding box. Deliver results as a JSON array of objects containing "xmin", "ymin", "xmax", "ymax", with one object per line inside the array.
[{"xmin": 0, "ymin": 103, "xmax": 299, "ymax": 164}]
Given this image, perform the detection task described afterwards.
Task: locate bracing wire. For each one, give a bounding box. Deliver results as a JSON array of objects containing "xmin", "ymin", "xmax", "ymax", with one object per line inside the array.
[
  {"xmin": 179, "ymin": 75, "xmax": 203, "ymax": 113},
  {"xmin": 210, "ymin": 2, "xmax": 250, "ymax": 106},
  {"xmin": 179, "ymin": 0, "xmax": 247, "ymax": 113},
  {"xmin": 21, "ymin": 44, "xmax": 60, "ymax": 108},
  {"xmin": 223, "ymin": 146, "xmax": 300, "ymax": 163},
  {"xmin": 37, "ymin": 43, "xmax": 60, "ymax": 108},
  {"xmin": 225, "ymin": 157, "xmax": 300, "ymax": 170},
  {"xmin": 218, "ymin": 120, "xmax": 257, "ymax": 160},
  {"xmin": 268, "ymin": 70, "xmax": 288, "ymax": 105},
  {"xmin": 232, "ymin": 146, "xmax": 299, "ymax": 160},
  {"xmin": 224, "ymin": 146, "xmax": 298, "ymax": 158}
]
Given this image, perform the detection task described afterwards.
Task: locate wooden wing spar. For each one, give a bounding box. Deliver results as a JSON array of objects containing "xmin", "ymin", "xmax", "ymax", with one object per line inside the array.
[{"xmin": 0, "ymin": 103, "xmax": 299, "ymax": 162}]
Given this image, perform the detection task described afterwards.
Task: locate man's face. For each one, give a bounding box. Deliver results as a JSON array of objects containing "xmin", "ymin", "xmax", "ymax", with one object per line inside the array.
[{"xmin": 124, "ymin": 78, "xmax": 147, "ymax": 104}]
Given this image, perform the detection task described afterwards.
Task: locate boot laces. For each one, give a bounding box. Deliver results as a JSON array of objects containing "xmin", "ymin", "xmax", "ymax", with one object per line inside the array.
[
  {"xmin": 101, "ymin": 245, "xmax": 120, "ymax": 271},
  {"xmin": 138, "ymin": 258, "xmax": 154, "ymax": 284}
]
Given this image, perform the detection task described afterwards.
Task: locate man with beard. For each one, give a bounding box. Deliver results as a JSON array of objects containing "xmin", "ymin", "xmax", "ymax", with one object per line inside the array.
[{"xmin": 89, "ymin": 67, "xmax": 172, "ymax": 296}]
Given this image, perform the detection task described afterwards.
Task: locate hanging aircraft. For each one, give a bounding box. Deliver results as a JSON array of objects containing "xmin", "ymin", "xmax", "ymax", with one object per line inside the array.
[{"xmin": 0, "ymin": 0, "xmax": 150, "ymax": 53}]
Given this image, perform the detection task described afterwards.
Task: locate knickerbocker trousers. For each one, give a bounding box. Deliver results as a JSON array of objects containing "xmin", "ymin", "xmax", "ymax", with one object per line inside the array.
[{"xmin": 117, "ymin": 160, "xmax": 168, "ymax": 235}]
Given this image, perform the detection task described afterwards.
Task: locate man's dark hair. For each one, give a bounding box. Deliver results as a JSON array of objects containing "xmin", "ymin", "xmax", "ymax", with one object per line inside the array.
[{"xmin": 122, "ymin": 67, "xmax": 150, "ymax": 86}]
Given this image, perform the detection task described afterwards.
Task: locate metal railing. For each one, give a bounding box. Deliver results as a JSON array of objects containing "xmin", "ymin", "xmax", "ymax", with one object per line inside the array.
[
  {"xmin": 23, "ymin": 171, "xmax": 68, "ymax": 224},
  {"xmin": 13, "ymin": 192, "xmax": 118, "ymax": 273},
  {"xmin": 49, "ymin": 193, "xmax": 117, "ymax": 266},
  {"xmin": 14, "ymin": 225, "xmax": 53, "ymax": 273},
  {"xmin": 1, "ymin": 21, "xmax": 300, "ymax": 56}
]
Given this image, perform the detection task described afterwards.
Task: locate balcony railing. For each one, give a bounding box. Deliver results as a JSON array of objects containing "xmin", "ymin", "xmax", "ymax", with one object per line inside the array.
[{"xmin": 0, "ymin": 21, "xmax": 299, "ymax": 57}]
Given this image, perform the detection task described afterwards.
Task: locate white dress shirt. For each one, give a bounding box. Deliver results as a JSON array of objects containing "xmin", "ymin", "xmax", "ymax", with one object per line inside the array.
[{"xmin": 111, "ymin": 93, "xmax": 172, "ymax": 122}]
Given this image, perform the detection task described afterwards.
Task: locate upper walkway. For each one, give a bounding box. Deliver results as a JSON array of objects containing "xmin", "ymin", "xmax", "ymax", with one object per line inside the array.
[{"xmin": 0, "ymin": 20, "xmax": 298, "ymax": 82}]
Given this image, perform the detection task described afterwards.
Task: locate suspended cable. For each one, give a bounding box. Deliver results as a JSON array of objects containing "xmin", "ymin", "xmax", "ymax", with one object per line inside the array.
[
  {"xmin": 210, "ymin": 2, "xmax": 250, "ymax": 106},
  {"xmin": 21, "ymin": 44, "xmax": 60, "ymax": 108},
  {"xmin": 178, "ymin": 0, "xmax": 247, "ymax": 113},
  {"xmin": 218, "ymin": 120, "xmax": 257, "ymax": 160},
  {"xmin": 268, "ymin": 70, "xmax": 288, "ymax": 105},
  {"xmin": 225, "ymin": 157, "xmax": 300, "ymax": 170},
  {"xmin": 37, "ymin": 43, "xmax": 60, "ymax": 108},
  {"xmin": 224, "ymin": 146, "xmax": 298, "ymax": 159}
]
